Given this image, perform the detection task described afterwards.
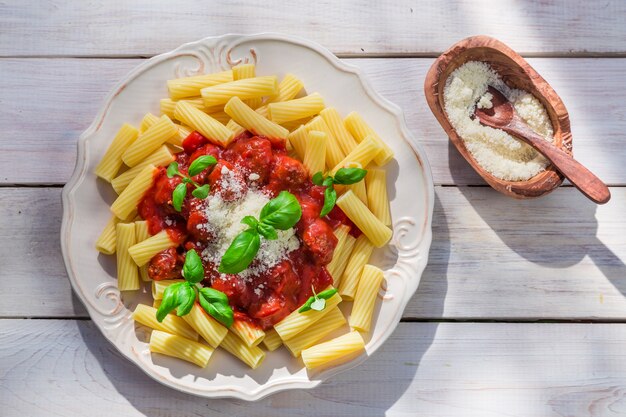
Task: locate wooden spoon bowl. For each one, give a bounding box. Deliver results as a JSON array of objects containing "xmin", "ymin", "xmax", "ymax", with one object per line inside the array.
[{"xmin": 424, "ymin": 35, "xmax": 573, "ymax": 199}]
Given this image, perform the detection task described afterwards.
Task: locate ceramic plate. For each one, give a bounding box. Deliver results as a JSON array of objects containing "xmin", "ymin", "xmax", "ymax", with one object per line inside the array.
[{"xmin": 61, "ymin": 33, "xmax": 434, "ymax": 400}]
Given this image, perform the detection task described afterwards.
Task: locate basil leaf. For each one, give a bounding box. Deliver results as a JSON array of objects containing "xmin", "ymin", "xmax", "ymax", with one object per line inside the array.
[
  {"xmin": 257, "ymin": 223, "xmax": 278, "ymax": 240},
  {"xmin": 166, "ymin": 162, "xmax": 179, "ymax": 178},
  {"xmin": 322, "ymin": 176, "xmax": 334, "ymax": 187},
  {"xmin": 156, "ymin": 282, "xmax": 184, "ymax": 322},
  {"xmin": 298, "ymin": 296, "xmax": 316, "ymax": 313},
  {"xmin": 175, "ymin": 283, "xmax": 196, "ymax": 317},
  {"xmin": 310, "ymin": 297, "xmax": 326, "ymax": 311},
  {"xmin": 172, "ymin": 182, "xmax": 187, "ymax": 212},
  {"xmin": 199, "ymin": 287, "xmax": 229, "ymax": 305},
  {"xmin": 218, "ymin": 229, "xmax": 261, "ymax": 274},
  {"xmin": 188, "ymin": 155, "xmax": 217, "ymax": 177},
  {"xmin": 317, "ymin": 288, "xmax": 337, "ymax": 300},
  {"xmin": 333, "ymin": 167, "xmax": 368, "ymax": 185},
  {"xmin": 198, "ymin": 288, "xmax": 234, "ymax": 327},
  {"xmin": 311, "ymin": 171, "xmax": 324, "ymax": 186},
  {"xmin": 182, "ymin": 177, "xmax": 192, "ymax": 184},
  {"xmin": 182, "ymin": 249, "xmax": 204, "ymax": 284},
  {"xmin": 319, "ymin": 187, "xmax": 337, "ymax": 217},
  {"xmin": 192, "ymin": 184, "xmax": 210, "ymax": 199},
  {"xmin": 241, "ymin": 215, "xmax": 259, "ymax": 230},
  {"xmin": 259, "ymin": 191, "xmax": 302, "ymax": 230}
]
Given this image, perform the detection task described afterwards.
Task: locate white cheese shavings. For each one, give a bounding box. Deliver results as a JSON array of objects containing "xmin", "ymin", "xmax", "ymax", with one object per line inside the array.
[
  {"xmin": 249, "ymin": 173, "xmax": 260, "ymax": 181},
  {"xmin": 199, "ymin": 186, "xmax": 300, "ymax": 280},
  {"xmin": 443, "ymin": 61, "xmax": 554, "ymax": 181}
]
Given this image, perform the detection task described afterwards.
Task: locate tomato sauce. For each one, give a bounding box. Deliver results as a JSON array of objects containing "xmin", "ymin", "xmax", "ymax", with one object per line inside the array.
[{"xmin": 138, "ymin": 131, "xmax": 359, "ymax": 329}]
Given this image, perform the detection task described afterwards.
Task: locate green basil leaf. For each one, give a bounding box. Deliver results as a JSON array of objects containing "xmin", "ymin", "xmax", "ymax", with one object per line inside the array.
[
  {"xmin": 298, "ymin": 296, "xmax": 315, "ymax": 313},
  {"xmin": 322, "ymin": 176, "xmax": 334, "ymax": 187},
  {"xmin": 319, "ymin": 187, "xmax": 337, "ymax": 217},
  {"xmin": 182, "ymin": 177, "xmax": 192, "ymax": 184},
  {"xmin": 311, "ymin": 171, "xmax": 325, "ymax": 186},
  {"xmin": 257, "ymin": 223, "xmax": 278, "ymax": 240},
  {"xmin": 166, "ymin": 162, "xmax": 179, "ymax": 178},
  {"xmin": 199, "ymin": 287, "xmax": 229, "ymax": 305},
  {"xmin": 310, "ymin": 297, "xmax": 326, "ymax": 311},
  {"xmin": 182, "ymin": 249, "xmax": 204, "ymax": 284},
  {"xmin": 192, "ymin": 184, "xmax": 210, "ymax": 199},
  {"xmin": 333, "ymin": 167, "xmax": 368, "ymax": 185},
  {"xmin": 317, "ymin": 288, "xmax": 338, "ymax": 300},
  {"xmin": 172, "ymin": 182, "xmax": 187, "ymax": 212},
  {"xmin": 259, "ymin": 191, "xmax": 302, "ymax": 230},
  {"xmin": 175, "ymin": 283, "xmax": 196, "ymax": 317},
  {"xmin": 241, "ymin": 215, "xmax": 259, "ymax": 230},
  {"xmin": 188, "ymin": 155, "xmax": 217, "ymax": 177},
  {"xmin": 218, "ymin": 229, "xmax": 261, "ymax": 274},
  {"xmin": 156, "ymin": 282, "xmax": 184, "ymax": 322},
  {"xmin": 198, "ymin": 288, "xmax": 234, "ymax": 327}
]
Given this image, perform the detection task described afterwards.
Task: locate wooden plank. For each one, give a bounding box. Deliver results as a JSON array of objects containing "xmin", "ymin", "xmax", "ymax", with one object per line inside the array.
[
  {"xmin": 1, "ymin": 57, "xmax": 625, "ymax": 185},
  {"xmin": 4, "ymin": 186, "xmax": 626, "ymax": 320},
  {"xmin": 3, "ymin": 320, "xmax": 626, "ymax": 416},
  {"xmin": 1, "ymin": 1, "xmax": 625, "ymax": 57}
]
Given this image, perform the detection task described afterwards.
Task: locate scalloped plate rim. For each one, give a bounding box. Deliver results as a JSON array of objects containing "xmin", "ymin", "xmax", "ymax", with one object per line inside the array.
[{"xmin": 61, "ymin": 32, "xmax": 435, "ymax": 401}]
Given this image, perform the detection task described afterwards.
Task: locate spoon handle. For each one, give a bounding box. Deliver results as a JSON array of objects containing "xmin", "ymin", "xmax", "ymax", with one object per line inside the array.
[{"xmin": 506, "ymin": 118, "xmax": 611, "ymax": 204}]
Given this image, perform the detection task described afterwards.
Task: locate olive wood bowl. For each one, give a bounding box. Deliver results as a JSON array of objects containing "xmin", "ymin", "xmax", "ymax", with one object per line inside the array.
[{"xmin": 424, "ymin": 35, "xmax": 572, "ymax": 199}]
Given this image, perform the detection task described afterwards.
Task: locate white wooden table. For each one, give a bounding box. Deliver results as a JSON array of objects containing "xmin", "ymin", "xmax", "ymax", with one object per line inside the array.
[{"xmin": 2, "ymin": 2, "xmax": 626, "ymax": 416}]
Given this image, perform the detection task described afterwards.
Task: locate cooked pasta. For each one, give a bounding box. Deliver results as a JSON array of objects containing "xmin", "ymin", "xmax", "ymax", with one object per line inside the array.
[
  {"xmin": 274, "ymin": 291, "xmax": 342, "ymax": 341},
  {"xmin": 302, "ymin": 130, "xmax": 327, "ymax": 175},
  {"xmin": 128, "ymin": 230, "xmax": 176, "ymax": 267},
  {"xmin": 336, "ymin": 190, "xmax": 392, "ymax": 248},
  {"xmin": 230, "ymin": 319, "xmax": 265, "ymax": 347},
  {"xmin": 220, "ymin": 332, "xmax": 265, "ymax": 369},
  {"xmin": 167, "ymin": 70, "xmax": 233, "ymax": 100},
  {"xmin": 320, "ymin": 107, "xmax": 358, "ymax": 155},
  {"xmin": 110, "ymin": 164, "xmax": 156, "ymax": 220},
  {"xmin": 284, "ymin": 307, "xmax": 346, "ymax": 357},
  {"xmin": 305, "ymin": 116, "xmax": 345, "ymax": 169},
  {"xmin": 152, "ymin": 279, "xmax": 184, "ymax": 300},
  {"xmin": 226, "ymin": 119, "xmax": 246, "ymax": 137},
  {"xmin": 174, "ymin": 101, "xmax": 234, "ymax": 146},
  {"xmin": 287, "ymin": 124, "xmax": 308, "ymax": 160},
  {"xmin": 201, "ymin": 76, "xmax": 278, "ymax": 108},
  {"xmin": 115, "ymin": 222, "xmax": 139, "ymax": 291},
  {"xmin": 326, "ymin": 226, "xmax": 356, "ymax": 287},
  {"xmin": 346, "ymin": 180, "xmax": 368, "ymax": 205},
  {"xmin": 171, "ymin": 124, "xmax": 193, "ymax": 147},
  {"xmin": 121, "ymin": 116, "xmax": 178, "ymax": 167},
  {"xmin": 261, "ymin": 328, "xmax": 283, "ymax": 352},
  {"xmin": 268, "ymin": 93, "xmax": 325, "ymax": 125},
  {"xmin": 265, "ymin": 74, "xmax": 304, "ymax": 104},
  {"xmin": 111, "ymin": 145, "xmax": 174, "ymax": 194},
  {"xmin": 160, "ymin": 97, "xmax": 205, "ymax": 119},
  {"xmin": 344, "ymin": 111, "xmax": 394, "ymax": 165},
  {"xmin": 149, "ymin": 330, "xmax": 213, "ymax": 367},
  {"xmin": 232, "ymin": 64, "xmax": 263, "ymax": 109},
  {"xmin": 133, "ymin": 304, "xmax": 198, "ymax": 340},
  {"xmin": 366, "ymin": 169, "xmax": 392, "ymax": 226},
  {"xmin": 224, "ymin": 96, "xmax": 289, "ymax": 140},
  {"xmin": 94, "ymin": 124, "xmax": 139, "ymax": 182},
  {"xmin": 134, "ymin": 220, "xmax": 151, "ymax": 281},
  {"xmin": 95, "ymin": 215, "xmax": 120, "ymax": 255},
  {"xmin": 338, "ymin": 235, "xmax": 374, "ymax": 300},
  {"xmin": 139, "ymin": 112, "xmax": 160, "ymax": 133},
  {"xmin": 182, "ymin": 304, "xmax": 228, "ymax": 348},
  {"xmin": 331, "ymin": 135, "xmax": 382, "ymax": 175},
  {"xmin": 301, "ymin": 331, "xmax": 365, "ymax": 370},
  {"xmin": 349, "ymin": 265, "xmax": 384, "ymax": 332}
]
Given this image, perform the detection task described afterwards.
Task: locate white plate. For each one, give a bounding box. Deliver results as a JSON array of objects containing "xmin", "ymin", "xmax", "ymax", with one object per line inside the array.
[{"xmin": 61, "ymin": 33, "xmax": 434, "ymax": 400}]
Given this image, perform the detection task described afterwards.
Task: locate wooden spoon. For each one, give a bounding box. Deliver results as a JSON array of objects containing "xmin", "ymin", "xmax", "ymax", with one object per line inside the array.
[{"xmin": 475, "ymin": 86, "xmax": 610, "ymax": 204}]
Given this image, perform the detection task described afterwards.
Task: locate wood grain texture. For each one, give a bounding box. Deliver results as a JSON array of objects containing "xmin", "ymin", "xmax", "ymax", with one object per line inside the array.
[
  {"xmin": 1, "ymin": 1, "xmax": 625, "ymax": 57},
  {"xmin": 5, "ymin": 186, "xmax": 625, "ymax": 320},
  {"xmin": 1, "ymin": 57, "xmax": 625, "ymax": 185},
  {"xmin": 3, "ymin": 319, "xmax": 626, "ymax": 417}
]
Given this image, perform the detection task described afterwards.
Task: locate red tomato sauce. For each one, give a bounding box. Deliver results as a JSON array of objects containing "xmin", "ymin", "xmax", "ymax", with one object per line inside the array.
[{"xmin": 137, "ymin": 131, "xmax": 359, "ymax": 329}]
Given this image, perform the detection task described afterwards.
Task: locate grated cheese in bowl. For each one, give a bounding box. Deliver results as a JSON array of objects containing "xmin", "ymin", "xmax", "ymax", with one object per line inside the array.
[{"xmin": 443, "ymin": 61, "xmax": 554, "ymax": 181}]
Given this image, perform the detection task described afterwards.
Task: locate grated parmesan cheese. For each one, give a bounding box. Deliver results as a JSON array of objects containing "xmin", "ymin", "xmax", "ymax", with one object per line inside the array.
[
  {"xmin": 199, "ymin": 178, "xmax": 300, "ymax": 282},
  {"xmin": 443, "ymin": 61, "xmax": 554, "ymax": 181}
]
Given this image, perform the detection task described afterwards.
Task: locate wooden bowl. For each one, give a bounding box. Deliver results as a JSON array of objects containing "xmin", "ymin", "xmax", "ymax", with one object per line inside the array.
[{"xmin": 424, "ymin": 35, "xmax": 573, "ymax": 199}]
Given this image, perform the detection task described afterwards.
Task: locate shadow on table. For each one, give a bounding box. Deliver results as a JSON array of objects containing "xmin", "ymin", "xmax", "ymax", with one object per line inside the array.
[
  {"xmin": 72, "ymin": 194, "xmax": 449, "ymax": 416},
  {"xmin": 448, "ymin": 141, "xmax": 626, "ymax": 311}
]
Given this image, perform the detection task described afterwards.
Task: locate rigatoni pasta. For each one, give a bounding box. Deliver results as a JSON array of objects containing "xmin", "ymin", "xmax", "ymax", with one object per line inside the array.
[
  {"xmin": 284, "ymin": 307, "xmax": 346, "ymax": 357},
  {"xmin": 122, "ymin": 116, "xmax": 178, "ymax": 167},
  {"xmin": 306, "ymin": 116, "xmax": 345, "ymax": 168},
  {"xmin": 174, "ymin": 101, "xmax": 234, "ymax": 146},
  {"xmin": 224, "ymin": 96, "xmax": 289, "ymax": 140},
  {"xmin": 336, "ymin": 190, "xmax": 392, "ymax": 248},
  {"xmin": 134, "ymin": 220, "xmax": 151, "ymax": 281},
  {"xmin": 261, "ymin": 328, "xmax": 283, "ymax": 352},
  {"xmin": 339, "ymin": 235, "xmax": 374, "ymax": 300},
  {"xmin": 149, "ymin": 330, "xmax": 214, "ymax": 367},
  {"xmin": 95, "ymin": 215, "xmax": 120, "ymax": 255},
  {"xmin": 111, "ymin": 145, "xmax": 174, "ymax": 194},
  {"xmin": 182, "ymin": 304, "xmax": 228, "ymax": 348},
  {"xmin": 115, "ymin": 222, "xmax": 139, "ymax": 291},
  {"xmin": 201, "ymin": 76, "xmax": 278, "ymax": 108},
  {"xmin": 133, "ymin": 304, "xmax": 198, "ymax": 340},
  {"xmin": 344, "ymin": 111, "xmax": 394, "ymax": 165},
  {"xmin": 301, "ymin": 331, "xmax": 365, "ymax": 370},
  {"xmin": 320, "ymin": 107, "xmax": 359, "ymax": 155},
  {"xmin": 167, "ymin": 70, "xmax": 233, "ymax": 100},
  {"xmin": 268, "ymin": 93, "xmax": 325, "ymax": 124},
  {"xmin": 302, "ymin": 130, "xmax": 327, "ymax": 175},
  {"xmin": 128, "ymin": 230, "xmax": 176, "ymax": 267},
  {"xmin": 349, "ymin": 265, "xmax": 384, "ymax": 332},
  {"xmin": 220, "ymin": 332, "xmax": 265, "ymax": 369},
  {"xmin": 274, "ymin": 291, "xmax": 342, "ymax": 341},
  {"xmin": 110, "ymin": 164, "xmax": 156, "ymax": 220},
  {"xmin": 230, "ymin": 320, "xmax": 265, "ymax": 347},
  {"xmin": 94, "ymin": 124, "xmax": 139, "ymax": 182},
  {"xmin": 366, "ymin": 169, "xmax": 392, "ymax": 226}
]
